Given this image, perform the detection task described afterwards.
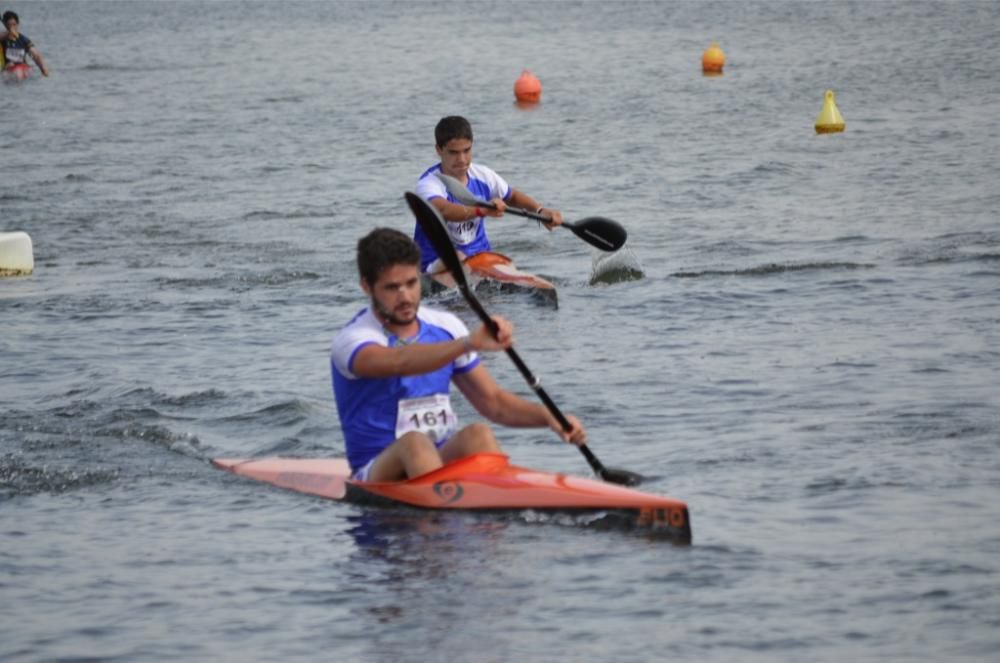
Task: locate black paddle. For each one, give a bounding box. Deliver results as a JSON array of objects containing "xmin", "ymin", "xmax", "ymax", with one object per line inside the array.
[
  {"xmin": 405, "ymin": 191, "xmax": 644, "ymax": 487},
  {"xmin": 436, "ymin": 172, "xmax": 627, "ymax": 252}
]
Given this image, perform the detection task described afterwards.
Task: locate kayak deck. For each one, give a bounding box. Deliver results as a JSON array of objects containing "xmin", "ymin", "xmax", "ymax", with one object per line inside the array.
[
  {"xmin": 423, "ymin": 251, "xmax": 558, "ymax": 307},
  {"xmin": 213, "ymin": 453, "xmax": 691, "ymax": 543}
]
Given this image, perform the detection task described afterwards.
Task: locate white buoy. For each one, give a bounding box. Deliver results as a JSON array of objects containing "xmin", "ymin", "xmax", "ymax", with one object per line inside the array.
[{"xmin": 0, "ymin": 231, "xmax": 35, "ymax": 276}]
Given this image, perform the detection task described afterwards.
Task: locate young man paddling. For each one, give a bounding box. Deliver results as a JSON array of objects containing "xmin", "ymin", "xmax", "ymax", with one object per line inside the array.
[
  {"xmin": 331, "ymin": 228, "xmax": 586, "ymax": 482},
  {"xmin": 413, "ymin": 115, "xmax": 564, "ymax": 273},
  {"xmin": 1, "ymin": 11, "xmax": 50, "ymax": 77}
]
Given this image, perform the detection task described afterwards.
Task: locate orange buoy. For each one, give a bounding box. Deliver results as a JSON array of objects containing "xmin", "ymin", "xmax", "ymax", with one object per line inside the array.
[
  {"xmin": 514, "ymin": 69, "xmax": 542, "ymax": 104},
  {"xmin": 815, "ymin": 90, "xmax": 846, "ymax": 134},
  {"xmin": 702, "ymin": 42, "xmax": 725, "ymax": 74}
]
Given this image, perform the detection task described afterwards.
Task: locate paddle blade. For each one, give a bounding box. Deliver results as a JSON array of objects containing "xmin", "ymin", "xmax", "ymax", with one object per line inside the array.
[
  {"xmin": 579, "ymin": 444, "xmax": 644, "ymax": 486},
  {"xmin": 566, "ymin": 217, "xmax": 628, "ymax": 252},
  {"xmin": 598, "ymin": 466, "xmax": 645, "ymax": 487},
  {"xmin": 405, "ymin": 192, "xmax": 469, "ymax": 290},
  {"xmin": 436, "ymin": 172, "xmax": 487, "ymax": 207}
]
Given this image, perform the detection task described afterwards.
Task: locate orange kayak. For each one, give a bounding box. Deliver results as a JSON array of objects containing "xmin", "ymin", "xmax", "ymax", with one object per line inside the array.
[
  {"xmin": 212, "ymin": 452, "xmax": 691, "ymax": 543},
  {"xmin": 423, "ymin": 251, "xmax": 557, "ymax": 306}
]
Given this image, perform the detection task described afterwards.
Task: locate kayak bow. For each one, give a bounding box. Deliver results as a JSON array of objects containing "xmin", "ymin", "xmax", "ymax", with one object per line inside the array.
[{"xmin": 213, "ymin": 453, "xmax": 691, "ymax": 543}]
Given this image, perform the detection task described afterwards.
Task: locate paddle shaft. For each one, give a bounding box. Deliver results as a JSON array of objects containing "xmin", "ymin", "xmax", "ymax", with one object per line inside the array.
[
  {"xmin": 433, "ymin": 175, "xmax": 546, "ymax": 223},
  {"xmin": 476, "ymin": 199, "xmax": 547, "ymax": 223},
  {"xmin": 471, "ymin": 198, "xmax": 593, "ymax": 234},
  {"xmin": 457, "ymin": 281, "xmax": 611, "ymax": 477},
  {"xmin": 435, "ymin": 172, "xmax": 626, "ymax": 251}
]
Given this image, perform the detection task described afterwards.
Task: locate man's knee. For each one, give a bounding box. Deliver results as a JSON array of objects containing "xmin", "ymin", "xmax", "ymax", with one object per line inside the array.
[
  {"xmin": 397, "ymin": 431, "xmax": 437, "ymax": 454},
  {"xmin": 461, "ymin": 423, "xmax": 500, "ymax": 452}
]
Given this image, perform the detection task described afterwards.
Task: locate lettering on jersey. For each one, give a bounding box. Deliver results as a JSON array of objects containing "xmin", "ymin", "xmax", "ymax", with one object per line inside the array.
[{"xmin": 448, "ymin": 220, "xmax": 479, "ymax": 244}]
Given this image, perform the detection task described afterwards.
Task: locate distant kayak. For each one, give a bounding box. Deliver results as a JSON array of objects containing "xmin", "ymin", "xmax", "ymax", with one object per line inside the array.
[
  {"xmin": 423, "ymin": 250, "xmax": 557, "ymax": 306},
  {"xmin": 213, "ymin": 452, "xmax": 692, "ymax": 542},
  {"xmin": 2, "ymin": 63, "xmax": 32, "ymax": 82}
]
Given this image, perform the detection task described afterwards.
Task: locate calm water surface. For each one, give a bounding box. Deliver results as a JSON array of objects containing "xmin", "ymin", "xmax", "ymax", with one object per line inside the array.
[{"xmin": 3, "ymin": 1, "xmax": 999, "ymax": 661}]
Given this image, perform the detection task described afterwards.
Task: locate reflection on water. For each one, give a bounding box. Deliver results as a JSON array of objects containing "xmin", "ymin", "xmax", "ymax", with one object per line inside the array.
[
  {"xmin": 345, "ymin": 509, "xmax": 510, "ymax": 559},
  {"xmin": 342, "ymin": 508, "xmax": 512, "ymax": 642},
  {"xmin": 346, "ymin": 505, "xmax": 687, "ymax": 560}
]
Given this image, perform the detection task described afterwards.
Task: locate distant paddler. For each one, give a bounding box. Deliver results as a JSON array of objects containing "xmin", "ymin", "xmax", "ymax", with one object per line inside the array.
[
  {"xmin": 1, "ymin": 11, "xmax": 51, "ymax": 79},
  {"xmin": 412, "ymin": 116, "xmax": 564, "ymax": 275}
]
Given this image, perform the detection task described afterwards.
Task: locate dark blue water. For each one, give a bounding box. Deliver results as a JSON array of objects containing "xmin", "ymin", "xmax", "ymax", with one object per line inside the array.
[{"xmin": 3, "ymin": 1, "xmax": 999, "ymax": 660}]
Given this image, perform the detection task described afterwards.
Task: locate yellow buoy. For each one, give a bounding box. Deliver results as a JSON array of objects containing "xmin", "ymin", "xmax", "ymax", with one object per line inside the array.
[
  {"xmin": 702, "ymin": 42, "xmax": 725, "ymax": 75},
  {"xmin": 815, "ymin": 90, "xmax": 845, "ymax": 134}
]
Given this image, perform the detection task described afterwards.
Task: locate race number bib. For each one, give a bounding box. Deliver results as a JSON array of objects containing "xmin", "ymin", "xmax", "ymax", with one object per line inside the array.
[
  {"xmin": 448, "ymin": 219, "xmax": 480, "ymax": 245},
  {"xmin": 395, "ymin": 394, "xmax": 457, "ymax": 443}
]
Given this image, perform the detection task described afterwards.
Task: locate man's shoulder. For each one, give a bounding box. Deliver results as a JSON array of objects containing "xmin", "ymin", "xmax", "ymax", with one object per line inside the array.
[
  {"xmin": 344, "ymin": 306, "xmax": 374, "ymax": 326},
  {"xmin": 417, "ymin": 163, "xmax": 442, "ymax": 181},
  {"xmin": 331, "ymin": 308, "xmax": 385, "ymax": 376},
  {"xmin": 416, "ymin": 164, "xmax": 446, "ymax": 199},
  {"xmin": 335, "ymin": 308, "xmax": 381, "ymax": 342},
  {"xmin": 461, "ymin": 163, "xmax": 507, "ymax": 202},
  {"xmin": 418, "ymin": 306, "xmax": 466, "ymax": 336},
  {"xmin": 467, "ymin": 163, "xmax": 507, "ymax": 195},
  {"xmin": 467, "ymin": 163, "xmax": 500, "ymax": 179}
]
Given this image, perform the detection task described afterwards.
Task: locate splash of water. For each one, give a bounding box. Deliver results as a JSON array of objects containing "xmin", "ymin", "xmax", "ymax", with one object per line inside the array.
[{"xmin": 589, "ymin": 247, "xmax": 644, "ymax": 285}]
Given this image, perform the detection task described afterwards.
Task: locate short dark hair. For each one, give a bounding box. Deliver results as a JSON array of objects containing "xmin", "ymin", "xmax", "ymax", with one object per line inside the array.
[
  {"xmin": 356, "ymin": 228, "xmax": 421, "ymax": 285},
  {"xmin": 2, "ymin": 11, "xmax": 19, "ymax": 26},
  {"xmin": 435, "ymin": 116, "xmax": 473, "ymax": 148}
]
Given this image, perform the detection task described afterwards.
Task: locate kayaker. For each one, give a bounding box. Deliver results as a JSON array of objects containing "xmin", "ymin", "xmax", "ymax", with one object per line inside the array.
[
  {"xmin": 1, "ymin": 11, "xmax": 50, "ymax": 77},
  {"xmin": 413, "ymin": 116, "xmax": 564, "ymax": 273},
  {"xmin": 331, "ymin": 227, "xmax": 586, "ymax": 482}
]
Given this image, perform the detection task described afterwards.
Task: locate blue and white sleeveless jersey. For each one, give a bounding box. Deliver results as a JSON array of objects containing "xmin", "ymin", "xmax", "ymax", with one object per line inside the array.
[
  {"xmin": 413, "ymin": 162, "xmax": 511, "ymax": 271},
  {"xmin": 330, "ymin": 306, "xmax": 480, "ymax": 472}
]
